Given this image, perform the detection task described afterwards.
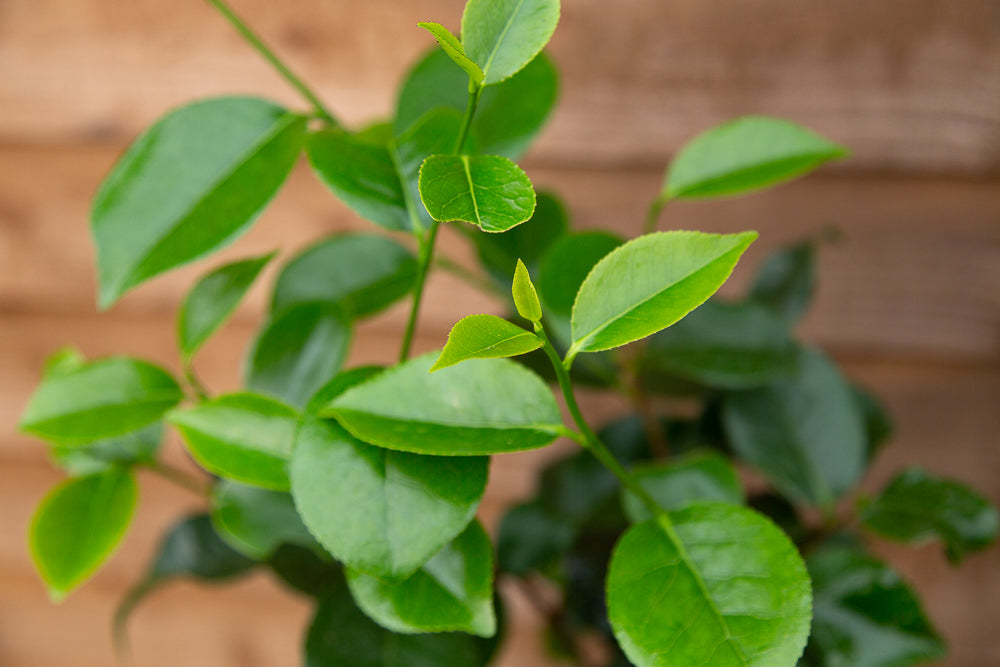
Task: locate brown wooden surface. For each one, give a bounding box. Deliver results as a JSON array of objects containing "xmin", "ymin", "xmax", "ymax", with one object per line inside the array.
[{"xmin": 1, "ymin": 0, "xmax": 999, "ymax": 665}]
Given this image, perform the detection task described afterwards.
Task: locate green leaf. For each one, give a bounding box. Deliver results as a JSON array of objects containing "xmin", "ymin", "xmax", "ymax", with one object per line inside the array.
[
  {"xmin": 805, "ymin": 542, "xmax": 945, "ymax": 667},
  {"xmin": 43, "ymin": 346, "xmax": 86, "ymax": 378},
  {"xmin": 749, "ymin": 241, "xmax": 816, "ymax": 325},
  {"xmin": 49, "ymin": 422, "xmax": 162, "ymax": 477},
  {"xmin": 569, "ymin": 231, "xmax": 758, "ymax": 357},
  {"xmin": 621, "ymin": 451, "xmax": 744, "ymax": 523},
  {"xmin": 290, "ymin": 418, "xmax": 488, "ymax": 580},
  {"xmin": 346, "ymin": 521, "xmax": 495, "ymax": 637},
  {"xmin": 431, "ymin": 314, "xmax": 541, "ymax": 372},
  {"xmin": 178, "ymin": 252, "xmax": 274, "ymax": 358},
  {"xmin": 268, "ymin": 544, "xmax": 341, "ymax": 598},
  {"xmin": 461, "ymin": 0, "xmax": 561, "ymax": 85},
  {"xmin": 305, "ymin": 366, "xmax": 385, "ymax": 416},
  {"xmin": 664, "ymin": 116, "xmax": 848, "ymax": 200},
  {"xmin": 418, "ymin": 154, "xmax": 536, "ymax": 233},
  {"xmin": 169, "ymin": 392, "xmax": 299, "ymax": 490},
  {"xmin": 211, "ymin": 479, "xmax": 320, "ymax": 560},
  {"xmin": 92, "ymin": 97, "xmax": 306, "ymax": 307},
  {"xmin": 497, "ymin": 500, "xmax": 574, "ymax": 576},
  {"xmin": 271, "ymin": 234, "xmax": 416, "ymax": 318},
  {"xmin": 474, "ymin": 191, "xmax": 568, "ymax": 284},
  {"xmin": 512, "ymin": 259, "xmax": 542, "ymax": 322},
  {"xmin": 395, "ymin": 49, "xmax": 558, "ymax": 159},
  {"xmin": 30, "ymin": 468, "xmax": 137, "ymax": 600},
  {"xmin": 20, "ymin": 357, "xmax": 183, "ymax": 445},
  {"xmin": 851, "ymin": 384, "xmax": 894, "ymax": 462},
  {"xmin": 328, "ymin": 353, "xmax": 562, "ymax": 455},
  {"xmin": 722, "ymin": 346, "xmax": 867, "ymax": 507},
  {"xmin": 245, "ymin": 302, "xmax": 351, "ymax": 408},
  {"xmin": 861, "ymin": 468, "xmax": 999, "ymax": 564},
  {"xmin": 308, "ymin": 109, "xmax": 462, "ymax": 232},
  {"xmin": 417, "ymin": 22, "xmax": 484, "ymax": 84},
  {"xmin": 607, "ymin": 504, "xmax": 812, "ymax": 667},
  {"xmin": 642, "ymin": 299, "xmax": 797, "ymax": 389}
]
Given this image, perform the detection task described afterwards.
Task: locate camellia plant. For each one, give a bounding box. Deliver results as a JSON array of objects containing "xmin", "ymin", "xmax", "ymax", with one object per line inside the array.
[{"xmin": 18, "ymin": 1, "xmax": 999, "ymax": 665}]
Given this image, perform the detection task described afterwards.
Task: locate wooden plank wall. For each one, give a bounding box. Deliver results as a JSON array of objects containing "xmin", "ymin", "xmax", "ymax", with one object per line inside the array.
[{"xmin": 1, "ymin": 1, "xmax": 998, "ymax": 665}]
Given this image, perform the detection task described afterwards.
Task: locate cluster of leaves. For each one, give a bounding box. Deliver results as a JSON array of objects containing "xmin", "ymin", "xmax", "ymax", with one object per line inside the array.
[{"xmin": 18, "ymin": 0, "xmax": 998, "ymax": 666}]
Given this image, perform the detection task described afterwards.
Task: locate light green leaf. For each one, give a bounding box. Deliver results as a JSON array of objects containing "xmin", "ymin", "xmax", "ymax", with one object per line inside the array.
[
  {"xmin": 431, "ymin": 314, "xmax": 541, "ymax": 372},
  {"xmin": 860, "ymin": 468, "xmax": 999, "ymax": 564},
  {"xmin": 749, "ymin": 241, "xmax": 816, "ymax": 325},
  {"xmin": 305, "ymin": 366, "xmax": 385, "ymax": 416},
  {"xmin": 328, "ymin": 353, "xmax": 562, "ymax": 455},
  {"xmin": 417, "ymin": 22, "xmax": 484, "ymax": 84},
  {"xmin": 245, "ymin": 302, "xmax": 351, "ymax": 408},
  {"xmin": 271, "ymin": 234, "xmax": 416, "ymax": 318},
  {"xmin": 621, "ymin": 451, "xmax": 744, "ymax": 523},
  {"xmin": 211, "ymin": 480, "xmax": 320, "ymax": 560},
  {"xmin": 418, "ymin": 154, "xmax": 536, "ymax": 233},
  {"xmin": 30, "ymin": 468, "xmax": 137, "ymax": 600},
  {"xmin": 461, "ymin": 0, "xmax": 561, "ymax": 85},
  {"xmin": 43, "ymin": 347, "xmax": 86, "ymax": 378},
  {"xmin": 722, "ymin": 346, "xmax": 866, "ymax": 507},
  {"xmin": 20, "ymin": 357, "xmax": 183, "ymax": 445},
  {"xmin": 50, "ymin": 422, "xmax": 162, "ymax": 477},
  {"xmin": 178, "ymin": 252, "xmax": 274, "ymax": 358},
  {"xmin": 512, "ymin": 259, "xmax": 542, "ymax": 322},
  {"xmin": 395, "ymin": 49, "xmax": 558, "ymax": 159},
  {"xmin": 291, "ymin": 418, "xmax": 488, "ymax": 580},
  {"xmin": 169, "ymin": 392, "xmax": 299, "ymax": 490},
  {"xmin": 569, "ymin": 231, "xmax": 757, "ymax": 357},
  {"xmin": 347, "ymin": 521, "xmax": 495, "ymax": 637},
  {"xmin": 92, "ymin": 97, "xmax": 306, "ymax": 307},
  {"xmin": 607, "ymin": 504, "xmax": 812, "ymax": 667},
  {"xmin": 804, "ymin": 542, "xmax": 945, "ymax": 667},
  {"xmin": 665, "ymin": 116, "xmax": 848, "ymax": 200},
  {"xmin": 474, "ymin": 191, "xmax": 568, "ymax": 284}
]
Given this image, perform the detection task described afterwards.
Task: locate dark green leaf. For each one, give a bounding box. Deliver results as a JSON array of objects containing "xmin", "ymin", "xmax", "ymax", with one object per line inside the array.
[
  {"xmin": 512, "ymin": 259, "xmax": 542, "ymax": 322},
  {"xmin": 419, "ymin": 154, "xmax": 536, "ymax": 232},
  {"xmin": 30, "ymin": 468, "xmax": 137, "ymax": 600},
  {"xmin": 569, "ymin": 231, "xmax": 757, "ymax": 358},
  {"xmin": 497, "ymin": 500, "xmax": 574, "ymax": 575},
  {"xmin": 805, "ymin": 542, "xmax": 946, "ymax": 667},
  {"xmin": 169, "ymin": 392, "xmax": 299, "ymax": 490},
  {"xmin": 271, "ymin": 234, "xmax": 416, "ymax": 318},
  {"xmin": 346, "ymin": 521, "xmax": 495, "ymax": 637},
  {"xmin": 642, "ymin": 299, "xmax": 797, "ymax": 389},
  {"xmin": 852, "ymin": 383, "xmax": 894, "ymax": 462},
  {"xmin": 291, "ymin": 418, "xmax": 487, "ymax": 579},
  {"xmin": 49, "ymin": 422, "xmax": 162, "ymax": 477},
  {"xmin": 722, "ymin": 346, "xmax": 867, "ymax": 507},
  {"xmin": 664, "ymin": 116, "xmax": 848, "ymax": 200},
  {"xmin": 749, "ymin": 241, "xmax": 816, "ymax": 325},
  {"xmin": 474, "ymin": 191, "xmax": 568, "ymax": 284},
  {"xmin": 607, "ymin": 504, "xmax": 812, "ymax": 667},
  {"xmin": 461, "ymin": 0, "xmax": 561, "ymax": 85},
  {"xmin": 431, "ymin": 314, "xmax": 541, "ymax": 372},
  {"xmin": 245, "ymin": 302, "xmax": 351, "ymax": 408},
  {"xmin": 861, "ymin": 468, "xmax": 999, "ymax": 564},
  {"xmin": 268, "ymin": 544, "xmax": 341, "ymax": 598},
  {"xmin": 178, "ymin": 252, "xmax": 274, "ymax": 358},
  {"xmin": 417, "ymin": 22, "xmax": 484, "ymax": 84},
  {"xmin": 92, "ymin": 97, "xmax": 306, "ymax": 307},
  {"xmin": 621, "ymin": 451, "xmax": 744, "ymax": 522},
  {"xmin": 20, "ymin": 357, "xmax": 183, "ymax": 445},
  {"xmin": 305, "ymin": 366, "xmax": 385, "ymax": 416},
  {"xmin": 211, "ymin": 479, "xmax": 320, "ymax": 560},
  {"xmin": 537, "ymin": 231, "xmax": 623, "ymax": 320},
  {"xmin": 329, "ymin": 353, "xmax": 562, "ymax": 455}
]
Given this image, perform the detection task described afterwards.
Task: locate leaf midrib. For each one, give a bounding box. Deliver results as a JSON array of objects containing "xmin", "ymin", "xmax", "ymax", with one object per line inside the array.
[{"xmin": 475, "ymin": 0, "xmax": 530, "ymax": 82}]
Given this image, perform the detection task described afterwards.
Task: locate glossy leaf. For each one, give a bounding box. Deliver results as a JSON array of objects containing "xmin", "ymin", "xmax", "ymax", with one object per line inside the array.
[
  {"xmin": 431, "ymin": 314, "xmax": 541, "ymax": 372},
  {"xmin": 569, "ymin": 231, "xmax": 758, "ymax": 357},
  {"xmin": 20, "ymin": 357, "xmax": 183, "ymax": 445},
  {"xmin": 749, "ymin": 241, "xmax": 816, "ymax": 325},
  {"xmin": 30, "ymin": 468, "xmax": 137, "ymax": 600},
  {"xmin": 805, "ymin": 542, "xmax": 945, "ymax": 667},
  {"xmin": 211, "ymin": 480, "xmax": 320, "ymax": 560},
  {"xmin": 621, "ymin": 451, "xmax": 744, "ymax": 523},
  {"xmin": 512, "ymin": 259, "xmax": 542, "ymax": 322},
  {"xmin": 92, "ymin": 97, "xmax": 306, "ymax": 307},
  {"xmin": 417, "ymin": 22, "xmax": 484, "ymax": 84},
  {"xmin": 418, "ymin": 154, "xmax": 536, "ymax": 233},
  {"xmin": 461, "ymin": 0, "xmax": 561, "ymax": 85},
  {"xmin": 664, "ymin": 116, "xmax": 848, "ymax": 200},
  {"xmin": 607, "ymin": 504, "xmax": 812, "ymax": 667},
  {"xmin": 497, "ymin": 500, "xmax": 574, "ymax": 576},
  {"xmin": 50, "ymin": 422, "xmax": 162, "ymax": 477},
  {"xmin": 245, "ymin": 302, "xmax": 351, "ymax": 408},
  {"xmin": 346, "ymin": 521, "xmax": 495, "ymax": 637},
  {"xmin": 178, "ymin": 252, "xmax": 274, "ymax": 358},
  {"xmin": 861, "ymin": 468, "xmax": 999, "ymax": 564},
  {"xmin": 328, "ymin": 353, "xmax": 562, "ymax": 455},
  {"xmin": 395, "ymin": 49, "xmax": 558, "ymax": 159},
  {"xmin": 291, "ymin": 418, "xmax": 488, "ymax": 579},
  {"xmin": 271, "ymin": 234, "xmax": 416, "ymax": 318},
  {"xmin": 475, "ymin": 191, "xmax": 568, "ymax": 284},
  {"xmin": 722, "ymin": 346, "xmax": 866, "ymax": 507},
  {"xmin": 305, "ymin": 366, "xmax": 385, "ymax": 416},
  {"xmin": 643, "ymin": 299, "xmax": 797, "ymax": 389},
  {"xmin": 169, "ymin": 392, "xmax": 299, "ymax": 490}
]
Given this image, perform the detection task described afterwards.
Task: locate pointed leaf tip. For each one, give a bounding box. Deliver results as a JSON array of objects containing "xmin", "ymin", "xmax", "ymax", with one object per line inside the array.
[{"xmin": 512, "ymin": 259, "xmax": 542, "ymax": 322}]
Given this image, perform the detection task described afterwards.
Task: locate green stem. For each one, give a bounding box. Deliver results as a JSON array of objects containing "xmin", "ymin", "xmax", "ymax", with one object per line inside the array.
[
  {"xmin": 642, "ymin": 194, "xmax": 670, "ymax": 235},
  {"xmin": 454, "ymin": 83, "xmax": 482, "ymax": 154},
  {"xmin": 143, "ymin": 460, "xmax": 211, "ymax": 498},
  {"xmin": 434, "ymin": 256, "xmax": 505, "ymax": 299},
  {"xmin": 399, "ymin": 220, "xmax": 441, "ymax": 362},
  {"xmin": 205, "ymin": 0, "xmax": 340, "ymax": 128},
  {"xmin": 182, "ymin": 360, "xmax": 210, "ymax": 401}
]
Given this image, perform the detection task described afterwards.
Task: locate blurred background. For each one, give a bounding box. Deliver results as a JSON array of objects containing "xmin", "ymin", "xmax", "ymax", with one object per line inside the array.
[{"xmin": 1, "ymin": 0, "xmax": 998, "ymax": 664}]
